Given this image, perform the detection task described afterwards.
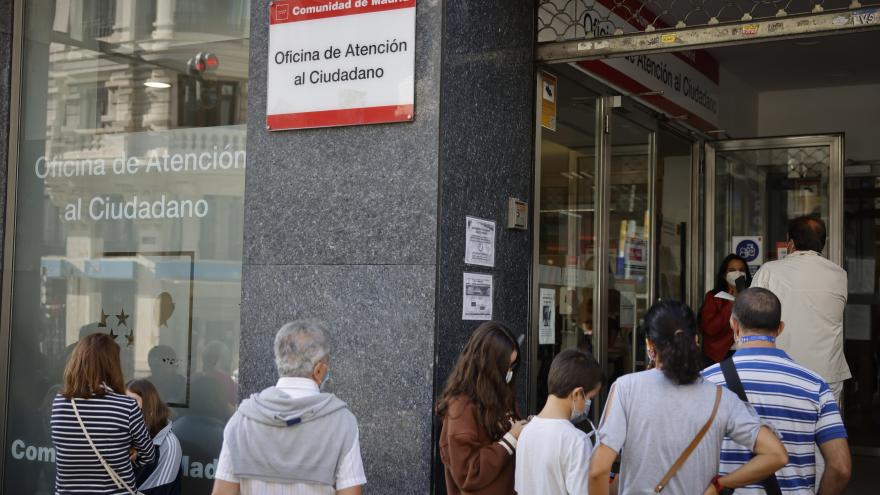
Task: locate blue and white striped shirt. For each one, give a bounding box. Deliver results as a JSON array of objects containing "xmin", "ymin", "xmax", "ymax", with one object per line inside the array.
[
  {"xmin": 703, "ymin": 348, "xmax": 847, "ymax": 494},
  {"xmin": 51, "ymin": 391, "xmax": 157, "ymax": 494}
]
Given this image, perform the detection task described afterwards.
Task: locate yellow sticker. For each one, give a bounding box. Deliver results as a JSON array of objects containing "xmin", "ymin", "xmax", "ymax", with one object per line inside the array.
[
  {"xmin": 660, "ymin": 33, "xmax": 676, "ymax": 43},
  {"xmin": 742, "ymin": 24, "xmax": 760, "ymax": 35}
]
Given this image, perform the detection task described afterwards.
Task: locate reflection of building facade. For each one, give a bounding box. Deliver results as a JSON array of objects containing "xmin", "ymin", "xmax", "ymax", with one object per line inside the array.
[
  {"xmin": 40, "ymin": 0, "xmax": 249, "ymax": 375},
  {"xmin": 2, "ymin": 1, "xmax": 250, "ymax": 493}
]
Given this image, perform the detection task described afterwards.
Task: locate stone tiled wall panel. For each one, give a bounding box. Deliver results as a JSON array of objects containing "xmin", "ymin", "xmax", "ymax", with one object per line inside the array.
[
  {"xmin": 241, "ymin": 1, "xmax": 442, "ymax": 493},
  {"xmin": 239, "ymin": 264, "xmax": 436, "ymax": 493}
]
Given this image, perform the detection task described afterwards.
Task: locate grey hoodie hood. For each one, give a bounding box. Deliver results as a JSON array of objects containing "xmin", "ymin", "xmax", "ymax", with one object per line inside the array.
[
  {"xmin": 238, "ymin": 386, "xmax": 348, "ymax": 427},
  {"xmin": 225, "ymin": 386, "xmax": 359, "ymax": 486}
]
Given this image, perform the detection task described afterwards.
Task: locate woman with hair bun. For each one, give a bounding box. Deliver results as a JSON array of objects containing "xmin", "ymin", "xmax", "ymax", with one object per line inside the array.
[
  {"xmin": 436, "ymin": 321, "xmax": 527, "ymax": 495},
  {"xmin": 588, "ymin": 301, "xmax": 788, "ymax": 495}
]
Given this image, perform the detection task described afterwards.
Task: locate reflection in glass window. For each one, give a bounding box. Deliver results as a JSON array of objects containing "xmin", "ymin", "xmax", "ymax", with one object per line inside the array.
[{"xmin": 4, "ymin": 1, "xmax": 250, "ymax": 493}]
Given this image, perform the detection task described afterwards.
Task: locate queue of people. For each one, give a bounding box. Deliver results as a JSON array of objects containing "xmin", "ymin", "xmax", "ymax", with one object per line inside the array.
[
  {"xmin": 438, "ymin": 215, "xmax": 852, "ymax": 494},
  {"xmin": 49, "ymin": 319, "xmax": 365, "ymax": 495},
  {"xmin": 47, "ymin": 215, "xmax": 852, "ymax": 495}
]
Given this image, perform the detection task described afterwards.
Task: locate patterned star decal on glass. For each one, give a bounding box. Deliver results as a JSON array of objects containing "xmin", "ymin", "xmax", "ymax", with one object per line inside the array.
[
  {"xmin": 98, "ymin": 309, "xmax": 109, "ymax": 328},
  {"xmin": 125, "ymin": 329, "xmax": 135, "ymax": 347},
  {"xmin": 109, "ymin": 327, "xmax": 117, "ymax": 339},
  {"xmin": 116, "ymin": 309, "xmax": 129, "ymax": 327}
]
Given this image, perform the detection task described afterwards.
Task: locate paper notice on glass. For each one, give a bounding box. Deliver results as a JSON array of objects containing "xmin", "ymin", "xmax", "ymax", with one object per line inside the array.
[
  {"xmin": 844, "ymin": 304, "xmax": 872, "ymax": 341},
  {"xmin": 463, "ymin": 272, "xmax": 493, "ymax": 320},
  {"xmin": 539, "ymin": 288, "xmax": 556, "ymax": 344},
  {"xmin": 465, "ymin": 217, "xmax": 496, "ymax": 267}
]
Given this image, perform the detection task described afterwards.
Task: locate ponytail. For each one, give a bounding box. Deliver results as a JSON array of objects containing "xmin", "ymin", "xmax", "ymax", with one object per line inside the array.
[{"xmin": 644, "ymin": 301, "xmax": 702, "ymax": 385}]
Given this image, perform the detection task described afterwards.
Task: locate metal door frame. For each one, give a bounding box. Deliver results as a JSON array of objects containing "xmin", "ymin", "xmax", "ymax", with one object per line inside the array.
[
  {"xmin": 529, "ymin": 91, "xmax": 655, "ymax": 411},
  {"xmin": 703, "ymin": 135, "xmax": 844, "ymax": 293}
]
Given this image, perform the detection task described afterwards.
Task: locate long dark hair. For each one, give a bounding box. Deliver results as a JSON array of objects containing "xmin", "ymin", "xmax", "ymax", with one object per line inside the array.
[
  {"xmin": 645, "ymin": 301, "xmax": 701, "ymax": 385},
  {"xmin": 713, "ymin": 254, "xmax": 752, "ymax": 294},
  {"xmin": 127, "ymin": 379, "xmax": 172, "ymax": 437},
  {"xmin": 436, "ymin": 322, "xmax": 520, "ymax": 441},
  {"xmin": 62, "ymin": 333, "xmax": 126, "ymax": 399}
]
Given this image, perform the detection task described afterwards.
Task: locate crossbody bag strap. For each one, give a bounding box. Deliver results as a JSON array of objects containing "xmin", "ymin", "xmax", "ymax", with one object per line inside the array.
[
  {"xmin": 654, "ymin": 386, "xmax": 723, "ymax": 493},
  {"xmin": 71, "ymin": 399, "xmax": 139, "ymax": 495},
  {"xmin": 720, "ymin": 358, "xmax": 783, "ymax": 495}
]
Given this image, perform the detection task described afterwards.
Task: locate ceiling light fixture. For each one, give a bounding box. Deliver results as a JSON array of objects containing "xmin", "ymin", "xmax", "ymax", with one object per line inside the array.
[{"xmin": 144, "ymin": 81, "xmax": 171, "ymax": 89}]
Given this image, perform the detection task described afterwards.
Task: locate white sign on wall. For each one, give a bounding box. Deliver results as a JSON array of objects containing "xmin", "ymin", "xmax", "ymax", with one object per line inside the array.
[
  {"xmin": 464, "ymin": 217, "xmax": 496, "ymax": 267},
  {"xmin": 266, "ymin": 0, "xmax": 416, "ymax": 131},
  {"xmin": 463, "ymin": 273, "xmax": 493, "ymax": 321}
]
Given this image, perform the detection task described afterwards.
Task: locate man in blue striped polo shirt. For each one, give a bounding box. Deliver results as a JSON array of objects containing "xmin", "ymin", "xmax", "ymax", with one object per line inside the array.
[{"xmin": 703, "ymin": 288, "xmax": 851, "ymax": 495}]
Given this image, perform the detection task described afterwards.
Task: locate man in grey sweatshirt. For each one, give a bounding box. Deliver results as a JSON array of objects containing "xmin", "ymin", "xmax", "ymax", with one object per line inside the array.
[{"xmin": 212, "ymin": 319, "xmax": 366, "ymax": 495}]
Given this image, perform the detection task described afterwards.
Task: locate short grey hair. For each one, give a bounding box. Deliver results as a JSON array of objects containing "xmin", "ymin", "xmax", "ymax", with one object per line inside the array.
[{"xmin": 274, "ymin": 319, "xmax": 331, "ymax": 378}]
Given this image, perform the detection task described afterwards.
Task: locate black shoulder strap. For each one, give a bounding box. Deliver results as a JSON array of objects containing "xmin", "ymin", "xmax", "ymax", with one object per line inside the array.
[
  {"xmin": 720, "ymin": 358, "xmax": 748, "ymax": 402},
  {"xmin": 719, "ymin": 358, "xmax": 783, "ymax": 495}
]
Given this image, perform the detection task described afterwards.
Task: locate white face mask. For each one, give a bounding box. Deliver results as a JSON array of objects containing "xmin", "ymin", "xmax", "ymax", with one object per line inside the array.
[
  {"xmin": 505, "ymin": 370, "xmax": 513, "ymax": 384},
  {"xmin": 725, "ymin": 271, "xmax": 746, "ymax": 286},
  {"xmin": 571, "ymin": 395, "xmax": 591, "ymax": 423}
]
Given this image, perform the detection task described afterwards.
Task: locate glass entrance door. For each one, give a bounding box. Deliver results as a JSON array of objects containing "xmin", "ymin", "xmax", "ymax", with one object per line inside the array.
[
  {"xmin": 531, "ymin": 71, "xmax": 698, "ymax": 419},
  {"xmin": 605, "ymin": 101, "xmax": 654, "ymax": 381},
  {"xmin": 705, "ymin": 136, "xmax": 843, "ymax": 284}
]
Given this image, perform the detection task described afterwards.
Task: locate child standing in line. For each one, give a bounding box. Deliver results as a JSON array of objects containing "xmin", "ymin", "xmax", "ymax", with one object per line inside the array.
[{"xmin": 515, "ymin": 350, "xmax": 603, "ymax": 495}]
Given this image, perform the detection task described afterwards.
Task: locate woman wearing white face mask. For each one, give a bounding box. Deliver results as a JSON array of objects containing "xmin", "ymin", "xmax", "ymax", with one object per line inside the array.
[
  {"xmin": 437, "ymin": 321, "xmax": 526, "ymax": 495},
  {"xmin": 699, "ymin": 254, "xmax": 752, "ymax": 367}
]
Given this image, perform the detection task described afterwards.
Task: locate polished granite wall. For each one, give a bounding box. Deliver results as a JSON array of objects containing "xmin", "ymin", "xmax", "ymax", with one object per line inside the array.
[
  {"xmin": 241, "ymin": 1, "xmax": 535, "ymax": 493},
  {"xmin": 0, "ymin": 0, "xmax": 11, "ymax": 285},
  {"xmin": 432, "ymin": 1, "xmax": 536, "ymax": 492},
  {"xmin": 241, "ymin": 0, "xmax": 441, "ymax": 493}
]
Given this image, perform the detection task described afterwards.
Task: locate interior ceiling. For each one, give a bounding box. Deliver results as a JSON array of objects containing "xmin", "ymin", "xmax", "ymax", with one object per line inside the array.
[{"xmin": 707, "ymin": 29, "xmax": 880, "ymax": 91}]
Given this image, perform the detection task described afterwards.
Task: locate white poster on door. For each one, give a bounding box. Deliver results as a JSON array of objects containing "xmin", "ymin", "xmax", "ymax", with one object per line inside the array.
[{"xmin": 539, "ymin": 288, "xmax": 556, "ymax": 345}]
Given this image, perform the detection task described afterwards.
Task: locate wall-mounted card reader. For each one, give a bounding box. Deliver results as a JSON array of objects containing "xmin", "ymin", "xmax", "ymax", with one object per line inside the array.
[{"xmin": 507, "ymin": 198, "xmax": 528, "ymax": 230}]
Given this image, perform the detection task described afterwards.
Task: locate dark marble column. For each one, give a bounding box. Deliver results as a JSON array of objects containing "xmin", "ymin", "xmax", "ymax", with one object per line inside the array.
[
  {"xmin": 241, "ymin": 1, "xmax": 535, "ymax": 493},
  {"xmin": 0, "ymin": 0, "xmax": 12, "ymax": 278},
  {"xmin": 432, "ymin": 1, "xmax": 536, "ymax": 492},
  {"xmin": 241, "ymin": 1, "xmax": 443, "ymax": 493}
]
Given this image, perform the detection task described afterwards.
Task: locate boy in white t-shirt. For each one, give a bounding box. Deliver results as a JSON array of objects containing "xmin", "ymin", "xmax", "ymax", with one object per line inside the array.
[{"xmin": 515, "ymin": 350, "xmax": 603, "ymax": 495}]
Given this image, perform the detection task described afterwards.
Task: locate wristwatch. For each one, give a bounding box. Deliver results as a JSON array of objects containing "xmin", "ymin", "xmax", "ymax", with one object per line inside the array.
[{"xmin": 711, "ymin": 475, "xmax": 735, "ymax": 495}]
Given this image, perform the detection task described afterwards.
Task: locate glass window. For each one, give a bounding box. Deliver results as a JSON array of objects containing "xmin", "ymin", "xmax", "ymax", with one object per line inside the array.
[
  {"xmin": 607, "ymin": 114, "xmax": 652, "ymax": 379},
  {"xmin": 532, "ymin": 71, "xmax": 598, "ymax": 417},
  {"xmin": 656, "ymin": 129, "xmax": 694, "ymax": 303},
  {"xmin": 4, "ymin": 1, "xmax": 250, "ymax": 493},
  {"xmin": 713, "ymin": 146, "xmax": 831, "ymax": 269}
]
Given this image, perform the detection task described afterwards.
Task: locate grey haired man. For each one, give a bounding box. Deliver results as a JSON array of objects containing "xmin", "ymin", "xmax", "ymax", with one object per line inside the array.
[{"xmin": 213, "ymin": 319, "xmax": 366, "ymax": 495}]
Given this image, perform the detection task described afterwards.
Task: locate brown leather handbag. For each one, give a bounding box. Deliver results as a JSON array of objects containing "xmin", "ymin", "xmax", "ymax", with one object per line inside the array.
[{"xmin": 654, "ymin": 386, "xmax": 723, "ymax": 493}]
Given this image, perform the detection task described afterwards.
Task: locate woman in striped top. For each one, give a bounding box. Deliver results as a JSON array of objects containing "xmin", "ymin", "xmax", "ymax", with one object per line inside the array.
[
  {"xmin": 127, "ymin": 379, "xmax": 183, "ymax": 494},
  {"xmin": 51, "ymin": 333, "xmax": 156, "ymax": 494}
]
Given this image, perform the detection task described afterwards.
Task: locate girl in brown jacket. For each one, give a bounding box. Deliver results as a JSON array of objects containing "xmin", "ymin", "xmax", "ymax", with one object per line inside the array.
[{"xmin": 436, "ymin": 321, "xmax": 527, "ymax": 495}]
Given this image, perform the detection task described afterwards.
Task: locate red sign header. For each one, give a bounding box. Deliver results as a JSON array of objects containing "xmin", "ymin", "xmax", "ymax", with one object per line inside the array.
[{"xmin": 271, "ymin": 0, "xmax": 416, "ymax": 24}]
